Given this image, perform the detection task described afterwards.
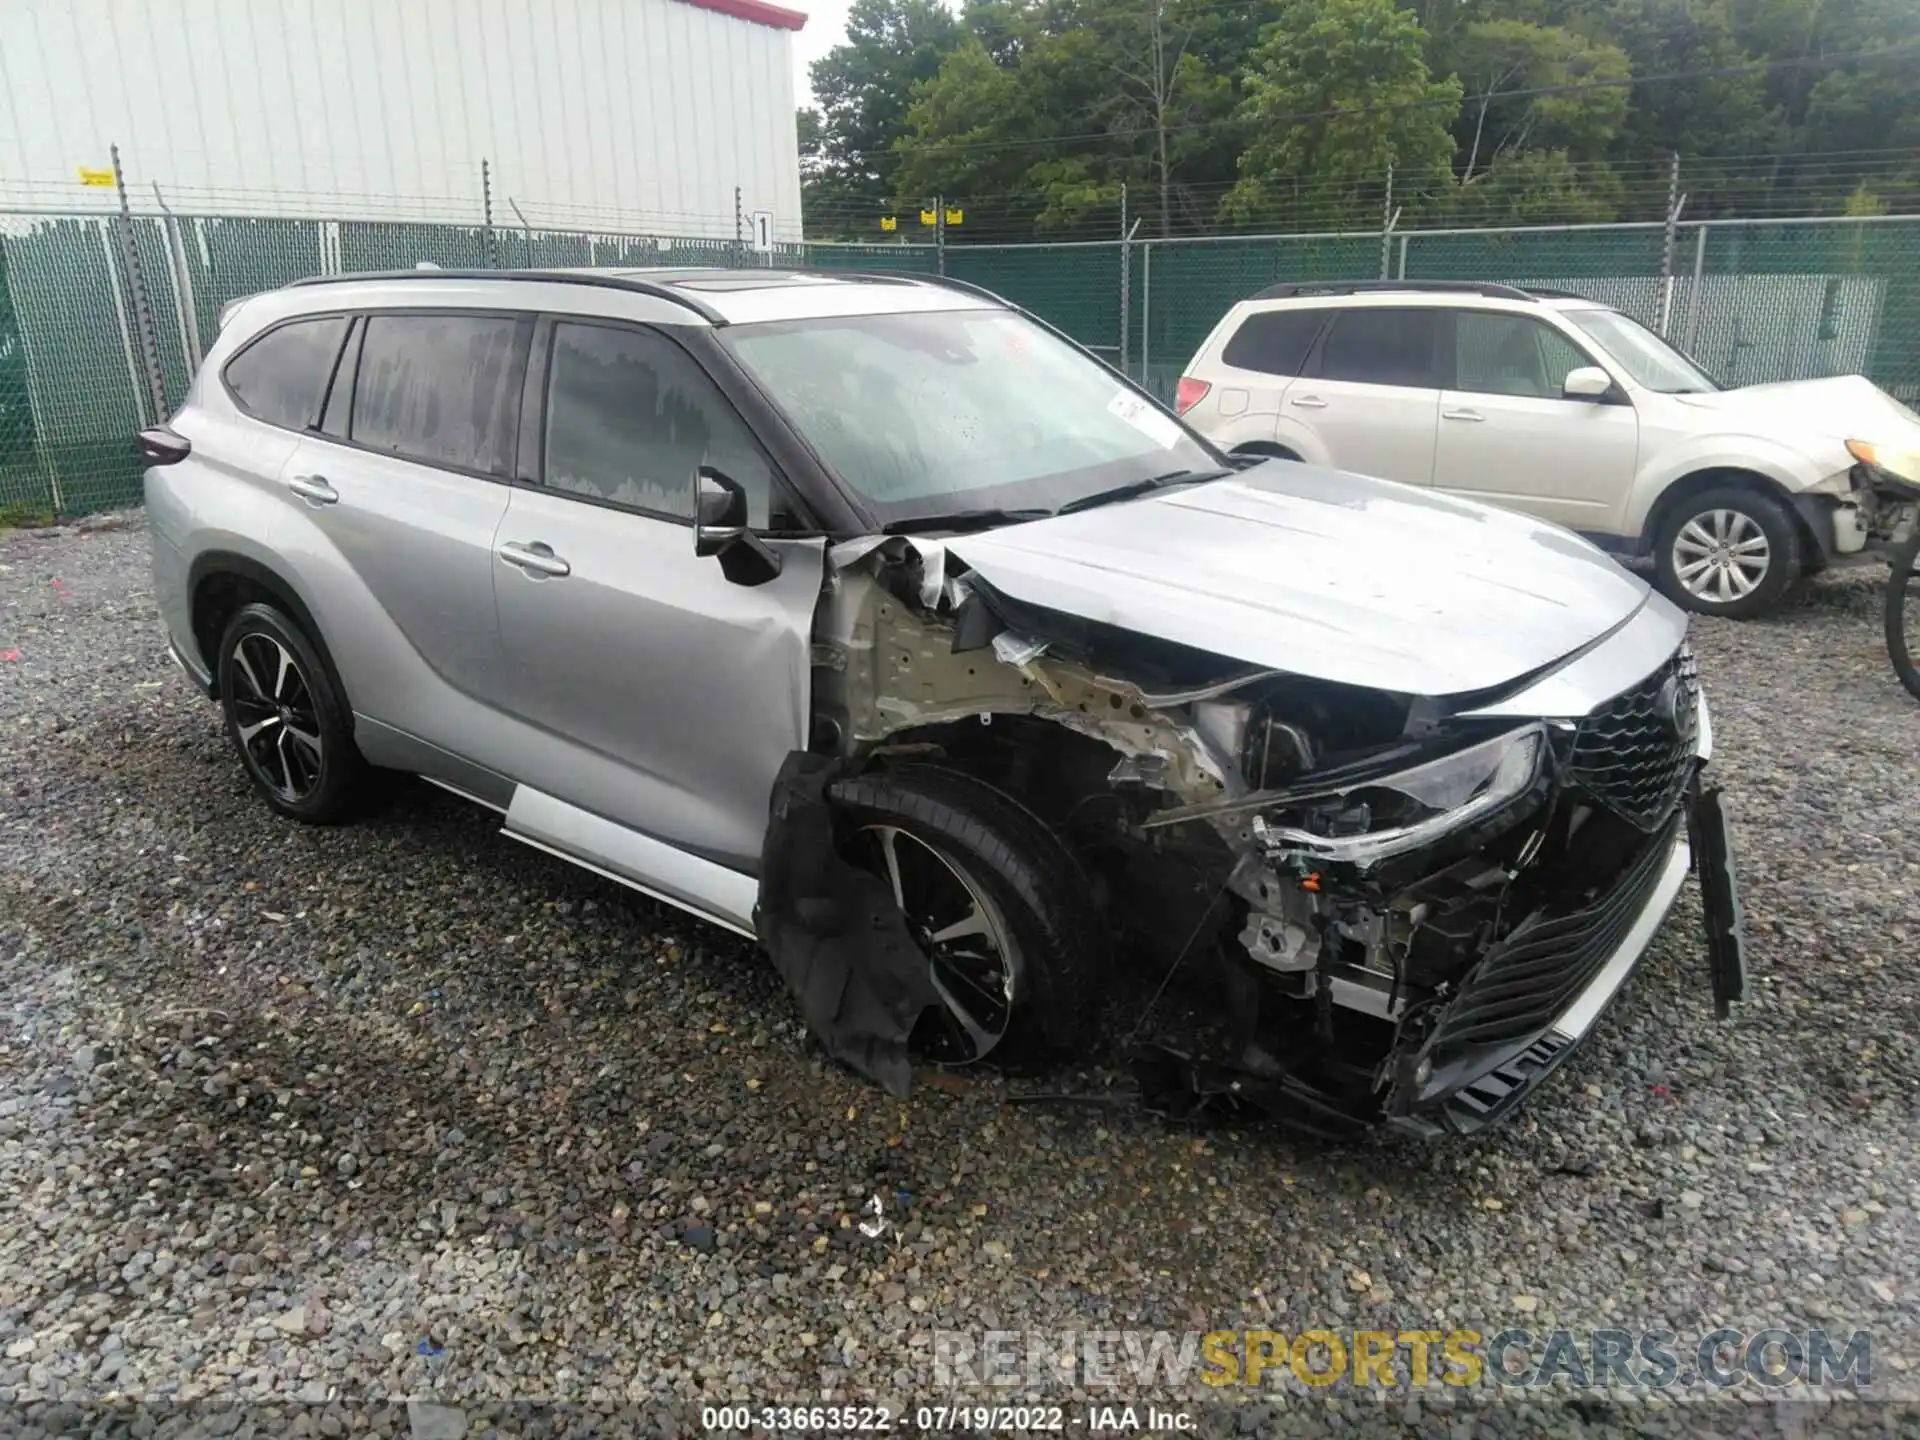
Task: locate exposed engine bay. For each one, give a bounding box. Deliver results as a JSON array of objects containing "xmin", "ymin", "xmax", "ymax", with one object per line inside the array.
[{"xmin": 774, "ymin": 531, "xmax": 1741, "ymax": 1137}]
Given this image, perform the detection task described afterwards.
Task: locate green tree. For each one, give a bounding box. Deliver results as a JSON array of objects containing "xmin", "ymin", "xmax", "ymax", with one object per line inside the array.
[
  {"xmin": 1447, "ymin": 148, "xmax": 1628, "ymax": 223},
  {"xmin": 1566, "ymin": 0, "xmax": 1779, "ymax": 164},
  {"xmin": 1441, "ymin": 19, "xmax": 1630, "ymax": 180},
  {"xmin": 892, "ymin": 0, "xmax": 1243, "ymax": 236},
  {"xmin": 1222, "ymin": 0, "xmax": 1461, "ymax": 227},
  {"xmin": 803, "ymin": 0, "xmax": 964, "ymax": 230},
  {"xmin": 889, "ymin": 40, "xmax": 1035, "ymax": 208}
]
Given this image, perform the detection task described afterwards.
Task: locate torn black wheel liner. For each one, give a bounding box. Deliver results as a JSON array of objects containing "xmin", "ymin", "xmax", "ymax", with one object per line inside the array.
[{"xmin": 755, "ymin": 751, "xmax": 940, "ymax": 1098}]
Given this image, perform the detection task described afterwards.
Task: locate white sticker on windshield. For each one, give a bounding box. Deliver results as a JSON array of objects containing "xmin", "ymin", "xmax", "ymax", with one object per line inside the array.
[{"xmin": 1108, "ymin": 389, "xmax": 1184, "ymax": 449}]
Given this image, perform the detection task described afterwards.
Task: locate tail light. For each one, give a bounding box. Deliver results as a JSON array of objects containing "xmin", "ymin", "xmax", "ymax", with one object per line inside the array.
[{"xmin": 1175, "ymin": 376, "xmax": 1211, "ymax": 415}]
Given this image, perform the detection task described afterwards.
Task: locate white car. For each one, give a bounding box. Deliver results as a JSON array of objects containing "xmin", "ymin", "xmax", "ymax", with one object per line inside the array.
[{"xmin": 1176, "ymin": 280, "xmax": 1920, "ymax": 618}]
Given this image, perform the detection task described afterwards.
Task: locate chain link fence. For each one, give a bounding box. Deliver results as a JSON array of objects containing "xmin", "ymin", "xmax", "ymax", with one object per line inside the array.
[{"xmin": 3, "ymin": 209, "xmax": 1916, "ymax": 520}]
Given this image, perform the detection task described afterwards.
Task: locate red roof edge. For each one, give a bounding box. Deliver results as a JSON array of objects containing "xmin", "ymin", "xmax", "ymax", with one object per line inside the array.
[{"xmin": 673, "ymin": 0, "xmax": 807, "ymax": 30}]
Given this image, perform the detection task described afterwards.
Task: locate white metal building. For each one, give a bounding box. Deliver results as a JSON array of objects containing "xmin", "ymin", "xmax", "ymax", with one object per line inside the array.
[{"xmin": 0, "ymin": 0, "xmax": 807, "ymax": 240}]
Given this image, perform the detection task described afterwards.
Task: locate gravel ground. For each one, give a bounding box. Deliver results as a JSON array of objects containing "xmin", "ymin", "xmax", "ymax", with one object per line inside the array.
[{"xmin": 1, "ymin": 514, "xmax": 1917, "ymax": 1436}]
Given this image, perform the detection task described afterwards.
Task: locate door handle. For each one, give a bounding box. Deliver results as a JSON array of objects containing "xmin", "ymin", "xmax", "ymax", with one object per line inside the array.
[
  {"xmin": 286, "ymin": 474, "xmax": 339, "ymax": 505},
  {"xmin": 495, "ymin": 540, "xmax": 572, "ymax": 578},
  {"xmin": 1289, "ymin": 395, "xmax": 1328, "ymax": 409},
  {"xmin": 1442, "ymin": 408, "xmax": 1486, "ymax": 423}
]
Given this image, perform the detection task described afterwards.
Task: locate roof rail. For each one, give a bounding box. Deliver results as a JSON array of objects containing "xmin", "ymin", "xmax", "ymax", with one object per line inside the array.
[
  {"xmin": 282, "ymin": 268, "xmax": 730, "ymax": 325},
  {"xmin": 1520, "ymin": 286, "xmax": 1595, "ymax": 301},
  {"xmin": 1253, "ymin": 279, "xmax": 1538, "ymax": 302}
]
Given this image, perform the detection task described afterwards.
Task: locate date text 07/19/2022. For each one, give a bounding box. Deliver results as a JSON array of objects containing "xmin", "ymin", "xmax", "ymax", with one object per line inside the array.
[{"xmin": 698, "ymin": 1404, "xmax": 1196, "ymax": 1433}]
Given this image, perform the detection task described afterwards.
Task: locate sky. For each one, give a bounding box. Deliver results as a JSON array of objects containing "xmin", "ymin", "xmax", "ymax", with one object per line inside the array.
[{"xmin": 791, "ymin": 0, "xmax": 853, "ymax": 107}]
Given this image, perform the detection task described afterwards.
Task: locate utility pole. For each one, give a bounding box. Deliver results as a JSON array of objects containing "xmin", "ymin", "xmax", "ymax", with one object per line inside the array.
[
  {"xmin": 1381, "ymin": 164, "xmax": 1394, "ymax": 279},
  {"xmin": 1121, "ymin": 186, "xmax": 1128, "ymax": 378},
  {"xmin": 110, "ymin": 143, "xmax": 167, "ymax": 426},
  {"xmin": 482, "ymin": 158, "xmax": 497, "ymax": 268},
  {"xmin": 1659, "ymin": 153, "xmax": 1685, "ymax": 336}
]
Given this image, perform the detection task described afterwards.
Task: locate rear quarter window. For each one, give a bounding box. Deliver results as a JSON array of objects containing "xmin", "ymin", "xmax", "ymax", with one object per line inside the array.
[
  {"xmin": 1220, "ymin": 310, "xmax": 1325, "ymax": 377},
  {"xmin": 222, "ymin": 316, "xmax": 349, "ymax": 430}
]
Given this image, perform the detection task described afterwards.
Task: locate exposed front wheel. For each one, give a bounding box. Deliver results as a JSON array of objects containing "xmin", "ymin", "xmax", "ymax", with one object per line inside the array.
[
  {"xmin": 830, "ymin": 765, "xmax": 1103, "ymax": 1065},
  {"xmin": 217, "ymin": 602, "xmax": 372, "ymax": 823},
  {"xmin": 1653, "ymin": 488, "xmax": 1801, "ymax": 619}
]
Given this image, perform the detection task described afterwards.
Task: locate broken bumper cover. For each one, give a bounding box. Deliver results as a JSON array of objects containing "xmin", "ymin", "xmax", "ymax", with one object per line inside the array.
[{"xmin": 1389, "ymin": 785, "xmax": 1745, "ymax": 1137}]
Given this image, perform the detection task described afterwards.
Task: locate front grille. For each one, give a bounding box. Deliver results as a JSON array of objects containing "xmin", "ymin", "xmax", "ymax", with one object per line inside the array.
[
  {"xmin": 1425, "ymin": 815, "xmax": 1680, "ymax": 1055},
  {"xmin": 1567, "ymin": 647, "xmax": 1699, "ymax": 830}
]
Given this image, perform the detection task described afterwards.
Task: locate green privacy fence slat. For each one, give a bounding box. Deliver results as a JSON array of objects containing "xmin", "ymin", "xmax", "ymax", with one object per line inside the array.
[
  {"xmin": 184, "ymin": 218, "xmax": 327, "ymax": 343},
  {"xmin": 0, "ymin": 236, "xmax": 47, "ymax": 517},
  {"xmin": 800, "ymin": 243, "xmax": 940, "ymax": 274},
  {"xmin": 947, "ymin": 244, "xmax": 1125, "ymax": 363},
  {"xmin": 0, "ymin": 217, "xmax": 151, "ymax": 517},
  {"xmin": 1136, "ymin": 233, "xmax": 1384, "ymax": 400},
  {"xmin": 3, "ymin": 210, "xmax": 1917, "ymax": 519}
]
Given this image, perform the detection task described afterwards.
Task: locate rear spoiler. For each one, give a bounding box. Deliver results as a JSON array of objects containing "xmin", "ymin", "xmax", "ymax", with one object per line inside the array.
[{"xmin": 216, "ymin": 293, "xmax": 259, "ymax": 334}]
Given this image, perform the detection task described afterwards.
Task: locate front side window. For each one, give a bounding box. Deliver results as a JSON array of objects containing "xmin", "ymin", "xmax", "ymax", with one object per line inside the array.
[
  {"xmin": 720, "ymin": 308, "xmax": 1218, "ymax": 525},
  {"xmin": 349, "ymin": 313, "xmax": 525, "ymax": 474},
  {"xmin": 1562, "ymin": 308, "xmax": 1719, "ymax": 394},
  {"xmin": 1316, "ymin": 308, "xmax": 1442, "ymax": 388},
  {"xmin": 541, "ymin": 322, "xmax": 779, "ymax": 526},
  {"xmin": 1455, "ymin": 313, "xmax": 1594, "ymax": 398},
  {"xmin": 224, "ymin": 316, "xmax": 348, "ymax": 430}
]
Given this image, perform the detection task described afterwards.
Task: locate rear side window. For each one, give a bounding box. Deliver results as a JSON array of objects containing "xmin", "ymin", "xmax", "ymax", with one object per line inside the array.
[
  {"xmin": 1221, "ymin": 310, "xmax": 1324, "ymax": 377},
  {"xmin": 223, "ymin": 317, "xmax": 348, "ymax": 430},
  {"xmin": 350, "ymin": 313, "xmax": 526, "ymax": 475},
  {"xmin": 541, "ymin": 321, "xmax": 779, "ymax": 526},
  {"xmin": 1316, "ymin": 308, "xmax": 1442, "ymax": 388}
]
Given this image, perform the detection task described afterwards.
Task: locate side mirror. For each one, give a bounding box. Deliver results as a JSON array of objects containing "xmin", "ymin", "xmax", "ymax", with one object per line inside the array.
[
  {"xmin": 1563, "ymin": 366, "xmax": 1613, "ymax": 400},
  {"xmin": 694, "ymin": 467, "xmax": 749, "ymax": 554},
  {"xmin": 691, "ymin": 465, "xmax": 783, "ymax": 586}
]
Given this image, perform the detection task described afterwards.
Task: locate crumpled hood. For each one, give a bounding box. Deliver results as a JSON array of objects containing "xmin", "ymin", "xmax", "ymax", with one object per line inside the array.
[
  {"xmin": 946, "ymin": 462, "xmax": 1656, "ymax": 699},
  {"xmin": 1670, "ymin": 374, "xmax": 1920, "ymax": 444}
]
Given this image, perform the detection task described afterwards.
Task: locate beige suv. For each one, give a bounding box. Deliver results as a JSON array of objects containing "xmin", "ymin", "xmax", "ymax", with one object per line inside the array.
[{"xmin": 1176, "ymin": 280, "xmax": 1918, "ymax": 618}]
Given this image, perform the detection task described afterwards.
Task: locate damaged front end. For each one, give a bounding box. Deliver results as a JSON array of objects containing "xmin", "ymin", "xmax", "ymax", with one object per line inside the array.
[{"xmin": 787, "ymin": 531, "xmax": 1745, "ymax": 1138}]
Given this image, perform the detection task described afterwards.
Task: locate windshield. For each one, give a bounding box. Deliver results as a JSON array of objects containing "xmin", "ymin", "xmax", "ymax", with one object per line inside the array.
[
  {"xmin": 720, "ymin": 308, "xmax": 1220, "ymax": 526},
  {"xmin": 1562, "ymin": 308, "xmax": 1720, "ymax": 394}
]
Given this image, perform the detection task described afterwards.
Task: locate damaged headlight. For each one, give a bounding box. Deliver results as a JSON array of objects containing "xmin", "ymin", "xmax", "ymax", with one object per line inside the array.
[{"xmin": 1253, "ymin": 726, "xmax": 1544, "ymax": 867}]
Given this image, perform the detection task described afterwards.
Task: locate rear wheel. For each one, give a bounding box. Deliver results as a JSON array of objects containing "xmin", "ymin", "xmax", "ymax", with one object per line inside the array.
[
  {"xmin": 831, "ymin": 765, "xmax": 1103, "ymax": 1065},
  {"xmin": 217, "ymin": 602, "xmax": 372, "ymax": 823},
  {"xmin": 1653, "ymin": 487, "xmax": 1800, "ymax": 619},
  {"xmin": 1887, "ymin": 529, "xmax": 1920, "ymax": 701}
]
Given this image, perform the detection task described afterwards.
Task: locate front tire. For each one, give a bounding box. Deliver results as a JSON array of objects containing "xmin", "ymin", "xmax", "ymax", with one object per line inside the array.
[
  {"xmin": 830, "ymin": 765, "xmax": 1104, "ymax": 1065},
  {"xmin": 217, "ymin": 602, "xmax": 372, "ymax": 823},
  {"xmin": 1653, "ymin": 487, "xmax": 1800, "ymax": 619},
  {"xmin": 1886, "ymin": 528, "xmax": 1920, "ymax": 702}
]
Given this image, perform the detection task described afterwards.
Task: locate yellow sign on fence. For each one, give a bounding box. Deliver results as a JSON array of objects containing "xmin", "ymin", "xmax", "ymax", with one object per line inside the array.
[
  {"xmin": 945, "ymin": 207, "xmax": 964, "ymax": 226},
  {"xmin": 76, "ymin": 166, "xmax": 114, "ymax": 187},
  {"xmin": 919, "ymin": 209, "xmax": 937, "ymax": 227},
  {"xmin": 879, "ymin": 215, "xmax": 897, "ymax": 232}
]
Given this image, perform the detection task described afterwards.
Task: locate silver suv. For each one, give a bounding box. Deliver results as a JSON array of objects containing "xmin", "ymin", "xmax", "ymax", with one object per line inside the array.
[{"xmin": 143, "ymin": 267, "xmax": 1744, "ymax": 1136}]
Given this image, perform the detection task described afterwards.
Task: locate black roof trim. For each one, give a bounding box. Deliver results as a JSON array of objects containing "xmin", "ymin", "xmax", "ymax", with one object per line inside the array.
[
  {"xmin": 1253, "ymin": 279, "xmax": 1538, "ymax": 302},
  {"xmin": 283, "ymin": 268, "xmax": 731, "ymax": 325}
]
